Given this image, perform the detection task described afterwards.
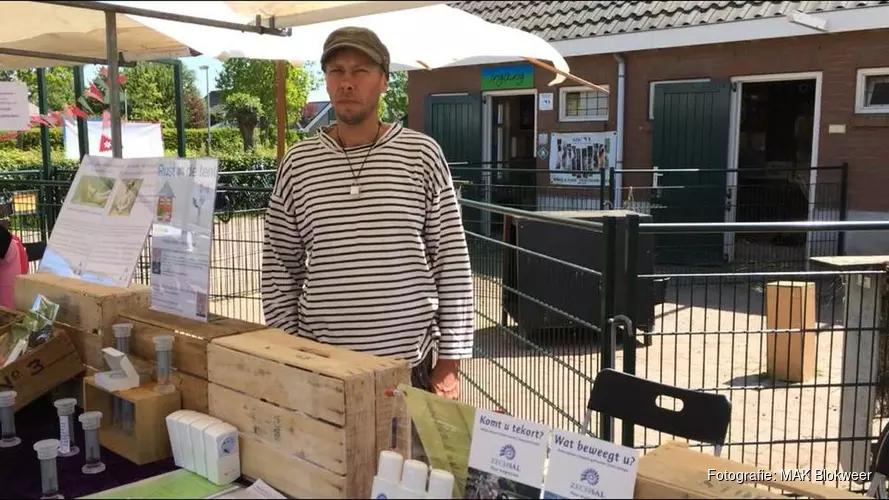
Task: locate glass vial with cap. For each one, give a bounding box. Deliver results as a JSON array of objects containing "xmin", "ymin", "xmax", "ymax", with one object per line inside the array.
[
  {"xmin": 53, "ymin": 398, "xmax": 79, "ymax": 457},
  {"xmin": 112, "ymin": 323, "xmax": 135, "ymax": 434},
  {"xmin": 0, "ymin": 389, "xmax": 20, "ymax": 448},
  {"xmin": 34, "ymin": 438, "xmax": 64, "ymax": 499},
  {"xmin": 153, "ymin": 335, "xmax": 175, "ymax": 393},
  {"xmin": 79, "ymin": 411, "xmax": 106, "ymax": 474}
]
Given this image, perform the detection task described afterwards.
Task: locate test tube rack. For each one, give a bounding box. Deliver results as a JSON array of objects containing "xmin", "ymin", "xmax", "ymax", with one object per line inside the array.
[{"xmin": 81, "ymin": 375, "xmax": 181, "ymax": 465}]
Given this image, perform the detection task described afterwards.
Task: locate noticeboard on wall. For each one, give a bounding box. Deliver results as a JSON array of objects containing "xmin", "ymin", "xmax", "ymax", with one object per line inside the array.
[{"xmin": 481, "ymin": 63, "xmax": 534, "ymax": 91}]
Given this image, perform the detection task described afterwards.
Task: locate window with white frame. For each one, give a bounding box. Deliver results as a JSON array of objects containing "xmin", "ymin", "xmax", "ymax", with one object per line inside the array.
[
  {"xmin": 558, "ymin": 85, "xmax": 609, "ymax": 122},
  {"xmin": 856, "ymin": 67, "xmax": 889, "ymax": 114},
  {"xmin": 648, "ymin": 78, "xmax": 710, "ymax": 120}
]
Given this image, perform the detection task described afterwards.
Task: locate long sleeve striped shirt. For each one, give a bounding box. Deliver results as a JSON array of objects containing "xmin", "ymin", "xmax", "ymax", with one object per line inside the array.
[{"xmin": 261, "ymin": 123, "xmax": 474, "ymax": 366}]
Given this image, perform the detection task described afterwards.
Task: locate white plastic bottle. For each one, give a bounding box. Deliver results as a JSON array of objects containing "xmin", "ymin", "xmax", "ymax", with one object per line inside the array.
[
  {"xmin": 426, "ymin": 469, "xmax": 455, "ymax": 499},
  {"xmin": 370, "ymin": 450, "xmax": 404, "ymax": 499},
  {"xmin": 399, "ymin": 459, "xmax": 429, "ymax": 499}
]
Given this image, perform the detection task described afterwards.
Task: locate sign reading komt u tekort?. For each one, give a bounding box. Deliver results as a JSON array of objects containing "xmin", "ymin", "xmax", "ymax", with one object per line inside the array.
[
  {"xmin": 465, "ymin": 409, "xmax": 551, "ymax": 499},
  {"xmin": 542, "ymin": 430, "xmax": 639, "ymax": 499}
]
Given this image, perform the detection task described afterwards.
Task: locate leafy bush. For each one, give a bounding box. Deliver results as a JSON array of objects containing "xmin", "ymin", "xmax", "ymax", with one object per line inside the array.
[{"xmin": 0, "ymin": 126, "xmax": 306, "ymax": 157}]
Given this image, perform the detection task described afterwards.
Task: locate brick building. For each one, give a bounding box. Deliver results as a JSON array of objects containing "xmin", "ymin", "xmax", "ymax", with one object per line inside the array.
[{"xmin": 406, "ymin": 1, "xmax": 889, "ymax": 260}]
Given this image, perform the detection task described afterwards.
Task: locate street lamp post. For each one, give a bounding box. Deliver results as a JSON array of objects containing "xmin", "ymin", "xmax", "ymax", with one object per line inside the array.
[{"xmin": 200, "ymin": 65, "xmax": 210, "ymax": 156}]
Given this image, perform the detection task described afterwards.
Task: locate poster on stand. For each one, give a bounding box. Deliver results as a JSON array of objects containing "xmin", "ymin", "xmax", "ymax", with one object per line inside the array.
[
  {"xmin": 40, "ymin": 155, "xmax": 160, "ymax": 287},
  {"xmin": 549, "ymin": 132, "xmax": 616, "ymax": 187},
  {"xmin": 149, "ymin": 157, "xmax": 217, "ymax": 322},
  {"xmin": 464, "ymin": 409, "xmax": 550, "ymax": 499},
  {"xmin": 542, "ymin": 429, "xmax": 639, "ymax": 499}
]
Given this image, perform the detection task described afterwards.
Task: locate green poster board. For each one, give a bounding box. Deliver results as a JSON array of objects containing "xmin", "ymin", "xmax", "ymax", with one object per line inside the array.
[{"xmin": 480, "ymin": 64, "xmax": 534, "ymax": 91}]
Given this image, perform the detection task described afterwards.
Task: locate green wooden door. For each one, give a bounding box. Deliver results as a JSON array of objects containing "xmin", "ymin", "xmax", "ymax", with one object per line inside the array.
[
  {"xmin": 424, "ymin": 93, "xmax": 483, "ymax": 232},
  {"xmin": 651, "ymin": 81, "xmax": 731, "ymax": 266}
]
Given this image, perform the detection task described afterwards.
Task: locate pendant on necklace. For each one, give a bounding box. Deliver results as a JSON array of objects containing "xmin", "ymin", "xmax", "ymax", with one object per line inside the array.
[{"xmin": 350, "ymin": 184, "xmax": 361, "ymax": 197}]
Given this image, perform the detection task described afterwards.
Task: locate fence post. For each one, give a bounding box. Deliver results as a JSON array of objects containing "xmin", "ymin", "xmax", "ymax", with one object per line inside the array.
[
  {"xmin": 36, "ymin": 68, "xmax": 54, "ymax": 239},
  {"xmin": 620, "ymin": 213, "xmax": 640, "ymax": 448},
  {"xmin": 599, "ymin": 216, "xmax": 617, "ymax": 441},
  {"xmin": 599, "ymin": 171, "xmax": 606, "ymax": 210},
  {"xmin": 838, "ymin": 162, "xmax": 849, "ymax": 256}
]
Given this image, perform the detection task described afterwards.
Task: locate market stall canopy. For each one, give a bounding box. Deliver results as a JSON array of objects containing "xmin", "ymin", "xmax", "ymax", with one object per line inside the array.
[
  {"xmin": 0, "ymin": 1, "xmax": 577, "ymax": 87},
  {"xmin": 224, "ymin": 1, "xmax": 447, "ymax": 27},
  {"xmin": 249, "ymin": 4, "xmax": 573, "ymax": 86},
  {"xmin": 0, "ymin": 1, "xmax": 441, "ymax": 69}
]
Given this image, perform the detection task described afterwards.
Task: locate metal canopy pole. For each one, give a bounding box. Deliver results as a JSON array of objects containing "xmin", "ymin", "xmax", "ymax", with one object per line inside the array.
[
  {"xmin": 0, "ymin": 47, "xmax": 134, "ymax": 67},
  {"xmin": 41, "ymin": 1, "xmax": 291, "ymax": 36},
  {"xmin": 105, "ymin": 12, "xmax": 123, "ymax": 158}
]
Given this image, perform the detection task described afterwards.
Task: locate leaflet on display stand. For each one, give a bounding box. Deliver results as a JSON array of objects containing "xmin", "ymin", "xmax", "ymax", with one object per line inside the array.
[
  {"xmin": 464, "ymin": 409, "xmax": 551, "ymax": 499},
  {"xmin": 149, "ymin": 157, "xmax": 218, "ymax": 322},
  {"xmin": 40, "ymin": 155, "xmax": 161, "ymax": 287},
  {"xmin": 542, "ymin": 429, "xmax": 639, "ymax": 499}
]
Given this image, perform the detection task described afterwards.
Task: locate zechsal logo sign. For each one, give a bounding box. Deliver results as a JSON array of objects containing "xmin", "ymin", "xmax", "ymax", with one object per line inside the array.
[
  {"xmin": 570, "ymin": 467, "xmax": 604, "ymax": 498},
  {"xmin": 491, "ymin": 444, "xmax": 521, "ymax": 475}
]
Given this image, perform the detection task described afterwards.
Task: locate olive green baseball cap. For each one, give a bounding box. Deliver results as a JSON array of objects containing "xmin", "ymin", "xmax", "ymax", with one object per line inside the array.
[{"xmin": 321, "ymin": 27, "xmax": 390, "ymax": 74}]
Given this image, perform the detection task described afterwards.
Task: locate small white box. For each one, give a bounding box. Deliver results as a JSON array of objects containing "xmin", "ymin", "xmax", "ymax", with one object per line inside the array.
[
  {"xmin": 204, "ymin": 422, "xmax": 241, "ymax": 486},
  {"xmin": 165, "ymin": 410, "xmax": 198, "ymax": 468},
  {"xmin": 189, "ymin": 416, "xmax": 222, "ymax": 477},
  {"xmin": 173, "ymin": 412, "xmax": 205, "ymax": 472}
]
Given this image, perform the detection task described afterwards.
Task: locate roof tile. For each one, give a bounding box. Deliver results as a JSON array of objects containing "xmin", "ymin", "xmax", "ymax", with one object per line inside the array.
[{"xmin": 449, "ymin": 0, "xmax": 889, "ymax": 41}]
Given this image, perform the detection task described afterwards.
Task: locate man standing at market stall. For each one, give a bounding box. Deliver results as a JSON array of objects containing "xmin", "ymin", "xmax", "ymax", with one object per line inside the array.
[{"xmin": 262, "ymin": 27, "xmax": 474, "ymax": 402}]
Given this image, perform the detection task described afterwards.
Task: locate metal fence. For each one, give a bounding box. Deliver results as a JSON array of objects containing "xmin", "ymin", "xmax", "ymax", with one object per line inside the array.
[
  {"xmin": 451, "ymin": 162, "xmax": 848, "ymax": 273},
  {"xmin": 1, "ymin": 162, "xmax": 885, "ymax": 493},
  {"xmin": 458, "ymin": 199, "xmax": 889, "ymax": 493}
]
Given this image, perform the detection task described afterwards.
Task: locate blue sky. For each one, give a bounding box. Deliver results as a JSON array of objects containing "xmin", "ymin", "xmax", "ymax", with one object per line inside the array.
[{"xmin": 84, "ymin": 54, "xmax": 330, "ymax": 102}]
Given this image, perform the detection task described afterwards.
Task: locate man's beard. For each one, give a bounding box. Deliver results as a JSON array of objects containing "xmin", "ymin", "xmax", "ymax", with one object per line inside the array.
[{"xmin": 335, "ymin": 105, "xmax": 374, "ymax": 126}]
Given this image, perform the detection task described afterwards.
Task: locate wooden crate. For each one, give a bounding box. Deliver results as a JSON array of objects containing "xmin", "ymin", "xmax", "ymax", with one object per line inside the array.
[
  {"xmin": 14, "ymin": 273, "xmax": 151, "ymax": 369},
  {"xmin": 114, "ymin": 308, "xmax": 265, "ymax": 379},
  {"xmin": 0, "ymin": 323, "xmax": 85, "ymax": 411},
  {"xmin": 765, "ymin": 281, "xmax": 817, "ymax": 383},
  {"xmin": 82, "ymin": 376, "xmax": 181, "ymax": 465},
  {"xmin": 207, "ymin": 329, "xmax": 411, "ymax": 499},
  {"xmin": 635, "ymin": 441, "xmax": 862, "ymax": 499}
]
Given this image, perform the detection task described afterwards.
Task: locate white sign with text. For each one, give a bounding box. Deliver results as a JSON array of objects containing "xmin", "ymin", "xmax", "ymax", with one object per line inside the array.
[
  {"xmin": 542, "ymin": 430, "xmax": 639, "ymax": 499},
  {"xmin": 150, "ymin": 157, "xmax": 218, "ymax": 322},
  {"xmin": 465, "ymin": 409, "xmax": 551, "ymax": 499},
  {"xmin": 0, "ymin": 82, "xmax": 31, "ymax": 131}
]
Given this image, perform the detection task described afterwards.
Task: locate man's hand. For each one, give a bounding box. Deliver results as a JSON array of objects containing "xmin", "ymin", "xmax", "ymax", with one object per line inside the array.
[{"xmin": 431, "ymin": 359, "xmax": 460, "ymax": 400}]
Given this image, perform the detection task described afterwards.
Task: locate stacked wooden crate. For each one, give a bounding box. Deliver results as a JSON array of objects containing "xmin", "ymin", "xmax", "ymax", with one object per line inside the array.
[
  {"xmin": 207, "ymin": 328, "xmax": 411, "ymax": 498},
  {"xmin": 13, "ymin": 273, "xmax": 151, "ymax": 370},
  {"xmin": 112, "ymin": 307, "xmax": 266, "ymax": 414}
]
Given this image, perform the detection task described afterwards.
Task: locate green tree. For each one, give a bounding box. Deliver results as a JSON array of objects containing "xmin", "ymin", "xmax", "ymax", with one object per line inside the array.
[
  {"xmin": 223, "ymin": 93, "xmax": 262, "ymax": 152},
  {"xmin": 216, "ymin": 60, "xmax": 314, "ymax": 143},
  {"xmin": 118, "ymin": 62, "xmax": 204, "ymax": 128},
  {"xmin": 379, "ymin": 71, "xmax": 407, "ymax": 123}
]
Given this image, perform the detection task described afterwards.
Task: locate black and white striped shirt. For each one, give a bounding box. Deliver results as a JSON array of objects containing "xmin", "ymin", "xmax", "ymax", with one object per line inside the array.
[{"xmin": 261, "ymin": 123, "xmax": 474, "ymax": 366}]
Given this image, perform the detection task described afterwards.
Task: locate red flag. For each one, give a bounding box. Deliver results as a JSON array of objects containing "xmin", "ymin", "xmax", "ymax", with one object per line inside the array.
[
  {"xmin": 70, "ymin": 105, "xmax": 88, "ymax": 119},
  {"xmin": 85, "ymin": 83, "xmax": 104, "ymax": 102},
  {"xmin": 99, "ymin": 134, "xmax": 112, "ymax": 152}
]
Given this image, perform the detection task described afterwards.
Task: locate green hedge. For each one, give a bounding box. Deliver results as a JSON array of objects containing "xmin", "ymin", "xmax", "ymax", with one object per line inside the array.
[
  {"xmin": 0, "ymin": 148, "xmax": 279, "ymax": 213},
  {"xmin": 0, "ymin": 126, "xmax": 307, "ymax": 155}
]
